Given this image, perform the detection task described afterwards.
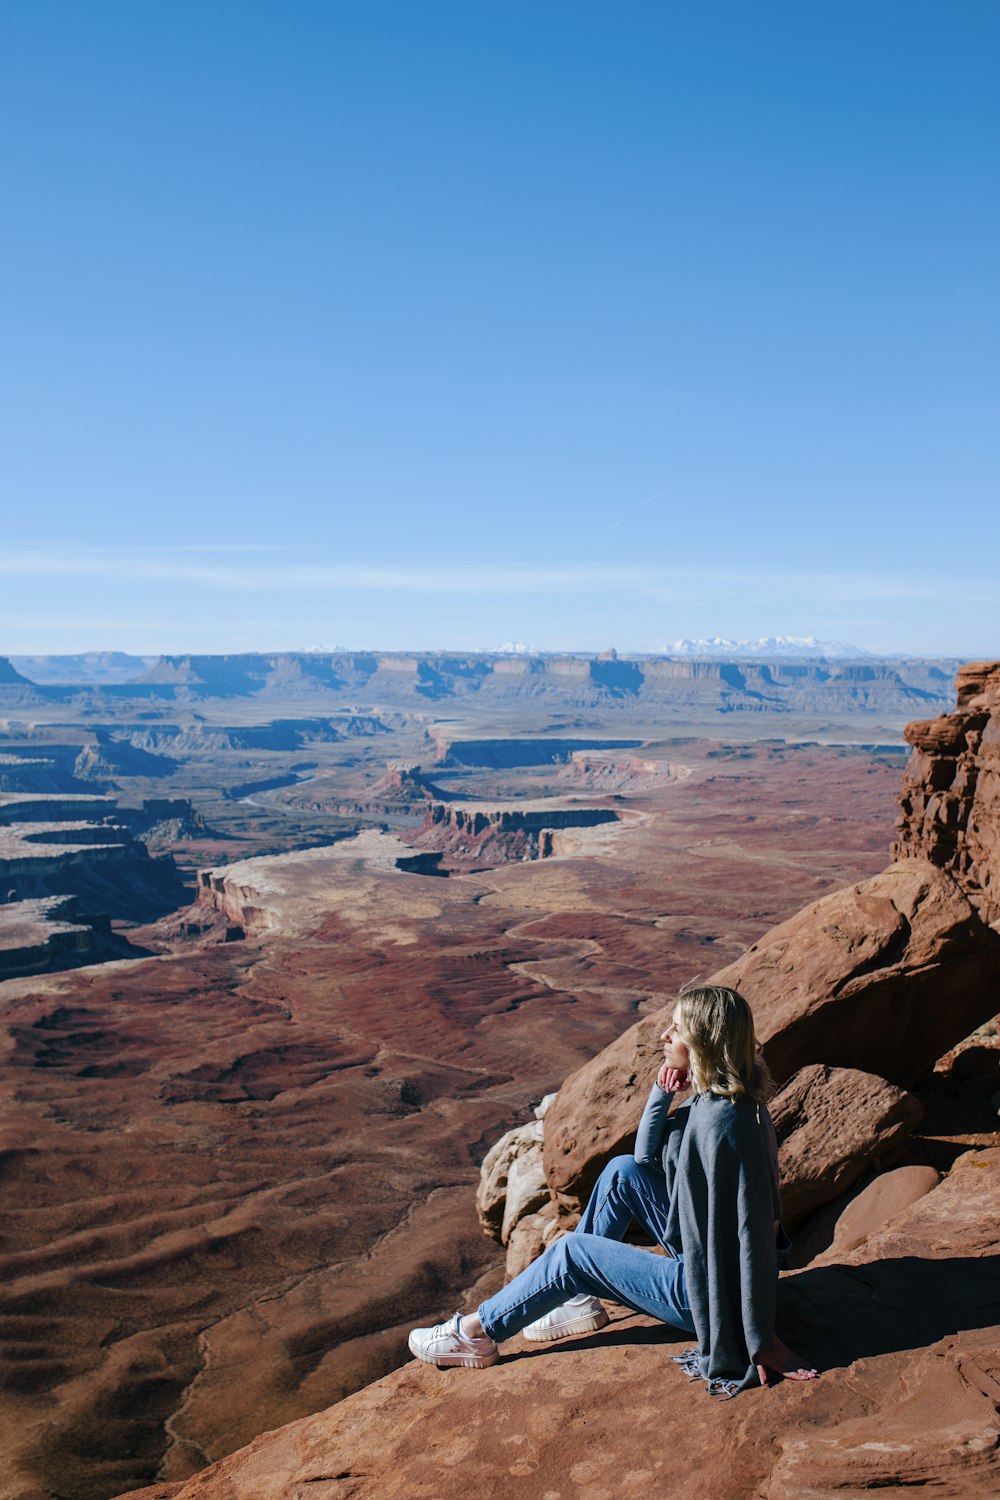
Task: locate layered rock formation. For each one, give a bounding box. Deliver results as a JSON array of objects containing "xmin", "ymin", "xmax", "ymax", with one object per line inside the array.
[
  {"xmin": 0, "ymin": 894, "xmax": 131, "ymax": 979},
  {"xmin": 0, "ymin": 792, "xmax": 187, "ymax": 922},
  {"xmin": 0, "ymin": 652, "xmax": 961, "ymax": 727},
  {"xmin": 412, "ymin": 800, "xmax": 620, "ymax": 866},
  {"xmin": 123, "ymin": 651, "xmax": 958, "ymax": 716},
  {"xmin": 895, "ymin": 658, "xmax": 1000, "ymax": 922}
]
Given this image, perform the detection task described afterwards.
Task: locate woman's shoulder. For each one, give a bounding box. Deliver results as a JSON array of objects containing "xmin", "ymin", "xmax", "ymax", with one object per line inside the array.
[{"xmin": 690, "ymin": 1091, "xmax": 768, "ymax": 1144}]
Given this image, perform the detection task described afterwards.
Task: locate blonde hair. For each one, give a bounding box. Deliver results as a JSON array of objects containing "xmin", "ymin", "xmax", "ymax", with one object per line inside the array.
[{"xmin": 676, "ymin": 984, "xmax": 772, "ymax": 1103}]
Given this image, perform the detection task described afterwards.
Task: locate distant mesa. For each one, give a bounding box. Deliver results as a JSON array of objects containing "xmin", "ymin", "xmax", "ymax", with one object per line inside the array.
[
  {"xmin": 0, "ymin": 651, "xmax": 962, "ymax": 722},
  {"xmin": 429, "ymin": 735, "xmax": 643, "ymax": 768},
  {"xmin": 367, "ymin": 762, "xmax": 449, "ymax": 804},
  {"xmin": 9, "ymin": 651, "xmax": 158, "ymax": 684},
  {"xmin": 558, "ymin": 750, "xmax": 691, "ymax": 792},
  {"xmin": 0, "ymin": 656, "xmax": 34, "ymax": 685},
  {"xmin": 415, "ymin": 800, "xmax": 620, "ymax": 864}
]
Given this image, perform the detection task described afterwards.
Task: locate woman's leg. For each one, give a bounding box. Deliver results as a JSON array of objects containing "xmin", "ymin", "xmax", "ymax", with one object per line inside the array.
[
  {"xmin": 477, "ymin": 1231, "xmax": 695, "ymax": 1346},
  {"xmin": 576, "ymin": 1154, "xmax": 672, "ymax": 1247}
]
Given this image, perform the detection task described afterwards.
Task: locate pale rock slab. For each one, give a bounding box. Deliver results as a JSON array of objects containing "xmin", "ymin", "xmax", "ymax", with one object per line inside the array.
[{"xmin": 476, "ymin": 1118, "xmax": 548, "ymax": 1245}]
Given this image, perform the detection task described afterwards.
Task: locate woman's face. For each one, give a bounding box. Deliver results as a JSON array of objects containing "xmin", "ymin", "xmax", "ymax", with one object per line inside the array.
[{"xmin": 660, "ymin": 1005, "xmax": 691, "ymax": 1072}]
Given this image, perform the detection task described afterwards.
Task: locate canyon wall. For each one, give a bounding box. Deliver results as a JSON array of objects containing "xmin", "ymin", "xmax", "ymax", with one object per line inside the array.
[{"xmin": 0, "ymin": 782, "xmax": 189, "ymax": 976}]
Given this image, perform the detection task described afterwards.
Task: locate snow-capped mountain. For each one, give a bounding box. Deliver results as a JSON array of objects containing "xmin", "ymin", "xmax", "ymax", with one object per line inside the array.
[
  {"xmin": 660, "ymin": 636, "xmax": 873, "ymax": 660},
  {"xmin": 491, "ymin": 641, "xmax": 539, "ymax": 655}
]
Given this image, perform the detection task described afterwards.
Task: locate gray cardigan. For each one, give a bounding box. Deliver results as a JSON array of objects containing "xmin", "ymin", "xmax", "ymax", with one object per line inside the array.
[{"xmin": 634, "ymin": 1082, "xmax": 784, "ymax": 1393}]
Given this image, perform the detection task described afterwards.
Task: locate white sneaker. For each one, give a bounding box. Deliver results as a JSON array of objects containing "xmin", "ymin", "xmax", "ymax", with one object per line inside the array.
[
  {"xmin": 522, "ymin": 1294, "xmax": 609, "ymax": 1343},
  {"xmin": 407, "ymin": 1313, "xmax": 499, "ymax": 1369}
]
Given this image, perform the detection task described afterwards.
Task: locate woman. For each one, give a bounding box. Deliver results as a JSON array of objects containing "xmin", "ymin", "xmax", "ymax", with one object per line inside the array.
[{"xmin": 408, "ymin": 985, "xmax": 817, "ymax": 1396}]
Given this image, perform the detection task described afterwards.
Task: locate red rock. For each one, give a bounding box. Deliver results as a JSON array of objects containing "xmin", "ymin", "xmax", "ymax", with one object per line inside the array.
[
  {"xmin": 544, "ymin": 861, "xmax": 1000, "ymax": 1213},
  {"xmin": 828, "ymin": 1163, "xmax": 941, "ymax": 1255},
  {"xmin": 712, "ymin": 860, "xmax": 1000, "ymax": 1088},
  {"xmin": 110, "ymin": 1150, "xmax": 1000, "ymax": 1500},
  {"xmin": 542, "ymin": 1008, "xmax": 669, "ymax": 1216},
  {"xmin": 770, "ymin": 1065, "xmax": 924, "ymax": 1228},
  {"xmin": 895, "ymin": 660, "xmax": 1000, "ymax": 922}
]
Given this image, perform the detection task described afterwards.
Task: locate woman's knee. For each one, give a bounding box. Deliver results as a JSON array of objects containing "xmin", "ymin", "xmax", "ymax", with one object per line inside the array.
[
  {"xmin": 595, "ymin": 1153, "xmax": 637, "ymax": 1182},
  {"xmin": 601, "ymin": 1154, "xmax": 643, "ymax": 1186}
]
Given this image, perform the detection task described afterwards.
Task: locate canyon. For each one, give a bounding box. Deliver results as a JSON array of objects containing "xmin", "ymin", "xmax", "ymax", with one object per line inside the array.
[
  {"xmin": 112, "ymin": 658, "xmax": 1000, "ymax": 1500},
  {"xmin": 0, "ymin": 652, "xmax": 986, "ymax": 1500}
]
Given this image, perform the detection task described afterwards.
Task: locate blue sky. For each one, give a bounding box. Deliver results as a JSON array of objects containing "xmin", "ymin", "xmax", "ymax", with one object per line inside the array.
[{"xmin": 2, "ymin": 1, "xmax": 997, "ymax": 656}]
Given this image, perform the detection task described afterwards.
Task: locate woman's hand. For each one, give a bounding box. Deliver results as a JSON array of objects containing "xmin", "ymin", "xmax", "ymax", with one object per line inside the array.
[
  {"xmin": 656, "ymin": 1062, "xmax": 691, "ymax": 1094},
  {"xmin": 754, "ymin": 1337, "xmax": 818, "ymax": 1385}
]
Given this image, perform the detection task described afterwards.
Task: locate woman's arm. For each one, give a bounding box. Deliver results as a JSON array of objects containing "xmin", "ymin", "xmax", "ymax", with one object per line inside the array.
[
  {"xmin": 633, "ymin": 1081, "xmax": 675, "ymax": 1166},
  {"xmin": 633, "ymin": 1067, "xmax": 690, "ymax": 1165}
]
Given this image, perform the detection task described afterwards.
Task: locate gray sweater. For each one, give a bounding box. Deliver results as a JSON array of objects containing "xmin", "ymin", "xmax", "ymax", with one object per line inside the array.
[{"xmin": 634, "ymin": 1083, "xmax": 783, "ymax": 1393}]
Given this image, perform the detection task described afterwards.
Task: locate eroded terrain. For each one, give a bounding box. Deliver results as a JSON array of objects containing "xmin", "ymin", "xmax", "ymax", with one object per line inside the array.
[{"xmin": 0, "ymin": 653, "xmax": 928, "ymax": 1499}]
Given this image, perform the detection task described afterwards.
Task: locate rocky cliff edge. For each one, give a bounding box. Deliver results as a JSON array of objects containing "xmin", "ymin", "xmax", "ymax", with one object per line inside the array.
[{"xmin": 116, "ymin": 663, "xmax": 1000, "ymax": 1499}]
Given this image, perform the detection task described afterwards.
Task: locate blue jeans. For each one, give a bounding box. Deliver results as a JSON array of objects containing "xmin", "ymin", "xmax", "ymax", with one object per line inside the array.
[{"xmin": 477, "ymin": 1155, "xmax": 695, "ymax": 1345}]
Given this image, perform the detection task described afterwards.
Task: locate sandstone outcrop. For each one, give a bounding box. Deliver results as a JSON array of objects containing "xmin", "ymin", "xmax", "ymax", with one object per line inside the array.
[
  {"xmin": 825, "ymin": 1162, "xmax": 941, "ymax": 1256},
  {"xmin": 544, "ymin": 857, "xmax": 1000, "ymax": 1215},
  {"xmin": 111, "ymin": 1150, "xmax": 1000, "ymax": 1500},
  {"xmin": 895, "ymin": 658, "xmax": 1000, "ymax": 922},
  {"xmin": 410, "ymin": 800, "xmax": 620, "ymax": 867},
  {"xmin": 476, "ymin": 1119, "xmax": 548, "ymax": 1245},
  {"xmin": 710, "ymin": 859, "xmax": 1000, "ymax": 1087},
  {"xmin": 769, "ymin": 1064, "xmax": 923, "ymax": 1227},
  {"xmin": 477, "ymin": 1094, "xmax": 559, "ymax": 1258},
  {"xmin": 502, "ymin": 1200, "xmax": 565, "ymax": 1281}
]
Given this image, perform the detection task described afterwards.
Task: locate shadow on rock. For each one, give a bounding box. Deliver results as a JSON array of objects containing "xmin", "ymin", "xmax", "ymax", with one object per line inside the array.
[
  {"xmin": 780, "ymin": 1253, "xmax": 1000, "ymax": 1369},
  {"xmin": 502, "ymin": 1312, "xmax": 692, "ymax": 1362}
]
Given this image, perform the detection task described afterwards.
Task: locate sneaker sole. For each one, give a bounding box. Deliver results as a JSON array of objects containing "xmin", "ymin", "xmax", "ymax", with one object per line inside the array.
[
  {"xmin": 407, "ymin": 1334, "xmax": 499, "ymax": 1368},
  {"xmin": 522, "ymin": 1307, "xmax": 610, "ymax": 1343}
]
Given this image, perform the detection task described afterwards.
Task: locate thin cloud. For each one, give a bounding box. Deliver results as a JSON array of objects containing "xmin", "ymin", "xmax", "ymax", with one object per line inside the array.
[
  {"xmin": 0, "ymin": 551, "xmax": 660, "ymax": 592},
  {"xmin": 0, "ymin": 548, "xmax": 992, "ymax": 607}
]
